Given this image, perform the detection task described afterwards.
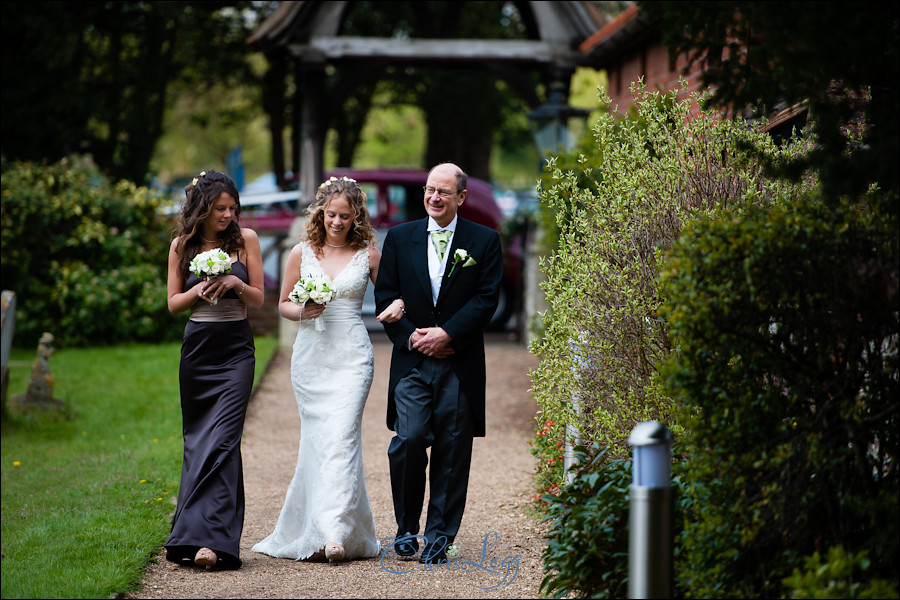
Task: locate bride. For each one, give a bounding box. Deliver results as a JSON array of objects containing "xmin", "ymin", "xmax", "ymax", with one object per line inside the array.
[{"xmin": 253, "ymin": 176, "xmax": 404, "ymax": 561}]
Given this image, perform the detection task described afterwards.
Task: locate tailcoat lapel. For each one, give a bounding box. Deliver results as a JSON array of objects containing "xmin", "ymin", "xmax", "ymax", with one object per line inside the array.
[
  {"xmin": 411, "ymin": 220, "xmax": 432, "ymax": 299},
  {"xmin": 436, "ymin": 221, "xmax": 470, "ymax": 304}
]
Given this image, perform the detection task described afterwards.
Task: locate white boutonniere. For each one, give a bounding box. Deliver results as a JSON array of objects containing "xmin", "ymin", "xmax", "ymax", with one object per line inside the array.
[{"xmin": 447, "ymin": 248, "xmax": 476, "ymax": 277}]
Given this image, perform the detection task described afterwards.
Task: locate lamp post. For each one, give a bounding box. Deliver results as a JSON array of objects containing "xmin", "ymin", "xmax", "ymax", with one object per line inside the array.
[
  {"xmin": 527, "ymin": 79, "xmax": 589, "ymax": 164},
  {"xmin": 520, "ymin": 78, "xmax": 589, "ymax": 344},
  {"xmin": 527, "ymin": 75, "xmax": 590, "ymax": 453}
]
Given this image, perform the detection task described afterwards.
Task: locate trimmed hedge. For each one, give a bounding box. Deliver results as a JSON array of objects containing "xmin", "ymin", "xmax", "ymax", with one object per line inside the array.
[{"xmin": 660, "ymin": 194, "xmax": 899, "ymax": 597}]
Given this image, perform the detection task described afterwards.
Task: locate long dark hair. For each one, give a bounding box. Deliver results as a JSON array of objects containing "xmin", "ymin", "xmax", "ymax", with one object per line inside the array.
[{"xmin": 174, "ymin": 170, "xmax": 245, "ymax": 276}]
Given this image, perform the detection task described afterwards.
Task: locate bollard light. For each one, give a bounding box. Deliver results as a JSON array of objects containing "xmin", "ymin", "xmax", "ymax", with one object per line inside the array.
[
  {"xmin": 627, "ymin": 421, "xmax": 675, "ymax": 599},
  {"xmin": 630, "ymin": 421, "xmax": 673, "ymax": 487}
]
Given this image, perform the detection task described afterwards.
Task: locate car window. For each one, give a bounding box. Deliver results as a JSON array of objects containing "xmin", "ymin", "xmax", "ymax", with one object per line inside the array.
[
  {"xmin": 360, "ymin": 183, "xmax": 378, "ymax": 218},
  {"xmin": 390, "ymin": 184, "xmax": 427, "ymax": 222},
  {"xmin": 387, "ymin": 185, "xmax": 406, "ymax": 220}
]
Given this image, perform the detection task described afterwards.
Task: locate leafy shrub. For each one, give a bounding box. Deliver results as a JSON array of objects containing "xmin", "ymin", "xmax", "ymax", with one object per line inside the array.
[
  {"xmin": 540, "ymin": 444, "xmax": 696, "ymax": 599},
  {"xmin": 0, "ymin": 155, "xmax": 184, "ymax": 347},
  {"xmin": 528, "ymin": 418, "xmax": 565, "ymax": 509},
  {"xmin": 660, "ymin": 193, "xmax": 899, "ymax": 597},
  {"xmin": 782, "ymin": 546, "xmax": 899, "ymax": 599},
  {"xmin": 539, "ymin": 445, "xmax": 632, "ymax": 599},
  {"xmin": 530, "ymin": 80, "xmax": 814, "ymax": 467}
]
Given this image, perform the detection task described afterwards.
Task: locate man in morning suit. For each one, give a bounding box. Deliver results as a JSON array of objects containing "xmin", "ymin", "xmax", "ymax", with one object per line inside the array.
[{"xmin": 374, "ymin": 162, "xmax": 503, "ymax": 563}]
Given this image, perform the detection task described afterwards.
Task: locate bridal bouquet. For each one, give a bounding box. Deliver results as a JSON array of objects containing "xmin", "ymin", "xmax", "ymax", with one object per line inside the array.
[
  {"xmin": 289, "ymin": 274, "xmax": 336, "ymax": 331},
  {"xmin": 190, "ymin": 248, "xmax": 232, "ymax": 305}
]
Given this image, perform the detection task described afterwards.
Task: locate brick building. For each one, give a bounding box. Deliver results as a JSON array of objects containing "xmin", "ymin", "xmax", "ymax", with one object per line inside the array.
[{"xmin": 579, "ymin": 3, "xmax": 807, "ymax": 138}]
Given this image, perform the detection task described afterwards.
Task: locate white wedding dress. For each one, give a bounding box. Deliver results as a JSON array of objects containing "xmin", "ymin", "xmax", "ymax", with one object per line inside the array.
[{"xmin": 253, "ymin": 242, "xmax": 380, "ymax": 560}]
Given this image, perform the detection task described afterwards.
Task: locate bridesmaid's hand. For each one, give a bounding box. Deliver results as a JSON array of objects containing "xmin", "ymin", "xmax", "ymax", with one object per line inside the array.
[
  {"xmin": 377, "ymin": 299, "xmax": 405, "ymax": 323},
  {"xmin": 196, "ymin": 280, "xmax": 217, "ymax": 305},
  {"xmin": 200, "ymin": 274, "xmax": 243, "ymax": 304}
]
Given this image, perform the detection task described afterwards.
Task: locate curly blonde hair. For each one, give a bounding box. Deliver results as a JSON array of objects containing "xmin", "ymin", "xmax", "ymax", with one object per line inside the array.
[{"xmin": 305, "ymin": 177, "xmax": 375, "ymax": 251}]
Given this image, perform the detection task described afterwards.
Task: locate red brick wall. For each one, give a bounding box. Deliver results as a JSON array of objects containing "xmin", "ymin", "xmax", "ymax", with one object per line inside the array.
[{"xmin": 605, "ymin": 41, "xmax": 714, "ymax": 118}]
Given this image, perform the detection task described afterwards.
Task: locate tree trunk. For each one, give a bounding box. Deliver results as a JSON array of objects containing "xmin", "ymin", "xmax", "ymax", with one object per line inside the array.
[
  {"xmin": 263, "ymin": 50, "xmax": 287, "ymax": 188},
  {"xmin": 424, "ymin": 108, "xmax": 494, "ymax": 182}
]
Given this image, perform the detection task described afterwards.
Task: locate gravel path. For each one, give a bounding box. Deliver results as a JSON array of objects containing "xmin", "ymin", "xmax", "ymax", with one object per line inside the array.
[{"xmin": 129, "ymin": 331, "xmax": 547, "ymax": 599}]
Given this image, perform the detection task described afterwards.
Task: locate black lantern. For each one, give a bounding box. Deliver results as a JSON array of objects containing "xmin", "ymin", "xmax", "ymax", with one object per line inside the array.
[{"xmin": 527, "ymin": 79, "xmax": 590, "ymax": 163}]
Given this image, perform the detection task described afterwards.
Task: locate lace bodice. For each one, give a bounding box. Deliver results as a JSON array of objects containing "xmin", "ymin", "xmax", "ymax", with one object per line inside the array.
[{"xmin": 300, "ymin": 242, "xmax": 370, "ymax": 301}]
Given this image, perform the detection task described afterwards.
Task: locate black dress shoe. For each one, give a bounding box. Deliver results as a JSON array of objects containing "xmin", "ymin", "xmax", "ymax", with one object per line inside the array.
[
  {"xmin": 393, "ymin": 532, "xmax": 419, "ymax": 558},
  {"xmin": 418, "ymin": 539, "xmax": 448, "ymax": 564}
]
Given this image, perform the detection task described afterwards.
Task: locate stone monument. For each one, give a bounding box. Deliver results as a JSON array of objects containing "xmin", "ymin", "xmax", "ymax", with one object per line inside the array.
[{"xmin": 10, "ymin": 331, "xmax": 67, "ymax": 417}]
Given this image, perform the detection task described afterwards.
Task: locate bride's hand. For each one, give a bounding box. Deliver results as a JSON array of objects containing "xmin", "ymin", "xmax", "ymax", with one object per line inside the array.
[
  {"xmin": 377, "ymin": 299, "xmax": 405, "ymax": 323},
  {"xmin": 301, "ymin": 300, "xmax": 325, "ymax": 320}
]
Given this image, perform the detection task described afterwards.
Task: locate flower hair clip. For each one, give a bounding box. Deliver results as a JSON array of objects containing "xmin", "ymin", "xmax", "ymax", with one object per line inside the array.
[
  {"xmin": 318, "ymin": 175, "xmax": 358, "ymax": 190},
  {"xmin": 191, "ymin": 171, "xmax": 207, "ymax": 187}
]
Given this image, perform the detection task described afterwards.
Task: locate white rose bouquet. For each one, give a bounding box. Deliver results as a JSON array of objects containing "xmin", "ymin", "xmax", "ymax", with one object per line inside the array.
[
  {"xmin": 289, "ymin": 274, "xmax": 336, "ymax": 331},
  {"xmin": 190, "ymin": 248, "xmax": 232, "ymax": 305}
]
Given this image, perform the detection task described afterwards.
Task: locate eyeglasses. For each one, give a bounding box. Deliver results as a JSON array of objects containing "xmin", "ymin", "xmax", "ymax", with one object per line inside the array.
[{"xmin": 423, "ymin": 186, "xmax": 459, "ymax": 199}]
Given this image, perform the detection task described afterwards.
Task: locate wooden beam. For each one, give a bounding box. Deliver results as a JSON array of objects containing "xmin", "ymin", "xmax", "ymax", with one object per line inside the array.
[{"xmin": 287, "ymin": 36, "xmax": 584, "ymax": 67}]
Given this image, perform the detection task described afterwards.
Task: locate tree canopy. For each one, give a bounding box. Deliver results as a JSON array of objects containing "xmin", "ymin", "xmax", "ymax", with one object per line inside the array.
[{"xmin": 0, "ymin": 1, "xmax": 268, "ymax": 183}]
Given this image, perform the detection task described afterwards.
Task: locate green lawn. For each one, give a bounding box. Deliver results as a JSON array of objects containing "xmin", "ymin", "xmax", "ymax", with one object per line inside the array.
[{"xmin": 1, "ymin": 335, "xmax": 278, "ymax": 599}]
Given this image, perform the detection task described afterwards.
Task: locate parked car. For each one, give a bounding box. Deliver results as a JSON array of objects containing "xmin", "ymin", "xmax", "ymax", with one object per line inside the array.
[{"xmin": 239, "ymin": 168, "xmax": 519, "ymax": 330}]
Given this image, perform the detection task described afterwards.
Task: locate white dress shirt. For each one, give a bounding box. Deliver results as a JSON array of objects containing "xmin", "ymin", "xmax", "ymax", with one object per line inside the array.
[
  {"xmin": 427, "ymin": 216, "xmax": 457, "ymax": 305},
  {"xmin": 405, "ymin": 216, "xmax": 459, "ymax": 351}
]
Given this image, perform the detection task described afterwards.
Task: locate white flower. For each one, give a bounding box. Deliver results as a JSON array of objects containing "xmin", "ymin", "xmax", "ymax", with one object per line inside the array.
[
  {"xmin": 309, "ymin": 288, "xmax": 331, "ymax": 303},
  {"xmin": 447, "ymin": 248, "xmax": 476, "ymax": 277},
  {"xmin": 289, "ymin": 280, "xmax": 310, "ymax": 304},
  {"xmin": 318, "ymin": 175, "xmax": 357, "ymax": 190},
  {"xmin": 289, "ymin": 274, "xmax": 335, "ymax": 305},
  {"xmin": 190, "ymin": 248, "xmax": 232, "ymax": 279},
  {"xmin": 289, "ymin": 274, "xmax": 336, "ymax": 331}
]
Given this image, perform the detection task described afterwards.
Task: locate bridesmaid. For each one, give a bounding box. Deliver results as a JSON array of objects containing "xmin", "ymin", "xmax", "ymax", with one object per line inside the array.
[{"xmin": 164, "ymin": 169, "xmax": 264, "ymax": 570}]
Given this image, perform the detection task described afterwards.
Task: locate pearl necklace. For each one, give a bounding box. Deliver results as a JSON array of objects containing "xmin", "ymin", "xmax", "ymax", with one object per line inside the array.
[
  {"xmin": 325, "ymin": 241, "xmax": 346, "ymax": 248},
  {"xmin": 201, "ymin": 237, "xmax": 217, "ymax": 243}
]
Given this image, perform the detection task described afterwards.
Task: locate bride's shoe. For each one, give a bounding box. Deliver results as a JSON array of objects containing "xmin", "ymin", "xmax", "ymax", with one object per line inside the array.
[
  {"xmin": 325, "ymin": 541, "xmax": 345, "ymax": 562},
  {"xmin": 194, "ymin": 547, "xmax": 218, "ymax": 569}
]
